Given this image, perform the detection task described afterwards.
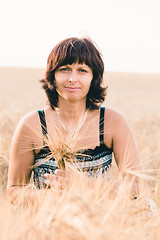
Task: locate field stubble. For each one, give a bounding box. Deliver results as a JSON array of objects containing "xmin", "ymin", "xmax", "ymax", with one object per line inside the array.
[{"xmin": 0, "ymin": 67, "xmax": 160, "ymax": 239}]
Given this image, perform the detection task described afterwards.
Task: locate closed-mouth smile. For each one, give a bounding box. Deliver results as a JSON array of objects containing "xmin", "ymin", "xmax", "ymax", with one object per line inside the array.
[{"xmin": 64, "ymin": 86, "xmax": 81, "ymax": 91}]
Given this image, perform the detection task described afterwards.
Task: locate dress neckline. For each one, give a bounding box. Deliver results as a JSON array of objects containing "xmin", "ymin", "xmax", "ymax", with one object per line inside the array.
[{"xmin": 38, "ymin": 107, "xmax": 106, "ymax": 147}]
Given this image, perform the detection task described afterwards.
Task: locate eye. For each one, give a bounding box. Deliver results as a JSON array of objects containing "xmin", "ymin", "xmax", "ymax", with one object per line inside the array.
[
  {"xmin": 59, "ymin": 67, "xmax": 70, "ymax": 72},
  {"xmin": 79, "ymin": 69, "xmax": 87, "ymax": 73}
]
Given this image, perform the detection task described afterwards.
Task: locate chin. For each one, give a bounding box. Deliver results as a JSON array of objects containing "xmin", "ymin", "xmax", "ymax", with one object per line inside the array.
[{"xmin": 66, "ymin": 95, "xmax": 86, "ymax": 102}]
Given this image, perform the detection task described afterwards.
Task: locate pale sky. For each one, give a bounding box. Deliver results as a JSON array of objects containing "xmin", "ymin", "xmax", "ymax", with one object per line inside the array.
[{"xmin": 0, "ymin": 0, "xmax": 160, "ymax": 73}]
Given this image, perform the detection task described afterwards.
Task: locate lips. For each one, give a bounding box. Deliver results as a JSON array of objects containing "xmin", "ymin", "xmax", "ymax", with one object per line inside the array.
[{"xmin": 64, "ymin": 86, "xmax": 81, "ymax": 91}]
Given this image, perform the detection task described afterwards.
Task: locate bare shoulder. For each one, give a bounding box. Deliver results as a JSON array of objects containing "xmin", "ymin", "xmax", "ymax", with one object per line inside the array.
[
  {"xmin": 14, "ymin": 110, "xmax": 41, "ymax": 137},
  {"xmin": 103, "ymin": 107, "xmax": 133, "ymax": 144},
  {"xmin": 105, "ymin": 107, "xmax": 129, "ymax": 126},
  {"xmin": 20, "ymin": 110, "xmax": 39, "ymax": 123}
]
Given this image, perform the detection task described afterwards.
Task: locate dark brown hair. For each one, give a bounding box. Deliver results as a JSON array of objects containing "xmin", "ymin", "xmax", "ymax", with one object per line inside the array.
[{"xmin": 40, "ymin": 37, "xmax": 107, "ymax": 110}]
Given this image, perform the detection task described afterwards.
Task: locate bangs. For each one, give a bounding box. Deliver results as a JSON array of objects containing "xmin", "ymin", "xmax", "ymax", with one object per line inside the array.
[{"xmin": 54, "ymin": 39, "xmax": 93, "ymax": 69}]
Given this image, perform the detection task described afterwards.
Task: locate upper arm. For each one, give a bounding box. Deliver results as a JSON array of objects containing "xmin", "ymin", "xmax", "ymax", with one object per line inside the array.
[
  {"xmin": 105, "ymin": 109, "xmax": 141, "ymax": 174},
  {"xmin": 7, "ymin": 113, "xmax": 37, "ymax": 189}
]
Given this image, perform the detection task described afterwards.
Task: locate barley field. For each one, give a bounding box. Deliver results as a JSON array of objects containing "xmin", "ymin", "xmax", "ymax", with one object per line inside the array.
[{"xmin": 0, "ymin": 67, "xmax": 160, "ymax": 239}]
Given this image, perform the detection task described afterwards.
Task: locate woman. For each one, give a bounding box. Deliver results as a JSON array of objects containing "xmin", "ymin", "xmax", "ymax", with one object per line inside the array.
[{"xmin": 7, "ymin": 37, "xmax": 141, "ymax": 196}]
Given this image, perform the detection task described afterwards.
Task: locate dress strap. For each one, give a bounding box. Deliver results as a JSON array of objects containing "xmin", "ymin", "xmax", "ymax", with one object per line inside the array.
[
  {"xmin": 38, "ymin": 110, "xmax": 48, "ymax": 136},
  {"xmin": 99, "ymin": 107, "xmax": 105, "ymax": 145}
]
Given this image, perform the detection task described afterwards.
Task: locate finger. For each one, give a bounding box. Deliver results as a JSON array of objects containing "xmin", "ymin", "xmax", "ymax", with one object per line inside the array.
[
  {"xmin": 44, "ymin": 174, "xmax": 53, "ymax": 187},
  {"xmin": 55, "ymin": 169, "xmax": 66, "ymax": 177},
  {"xmin": 45, "ymin": 178, "xmax": 65, "ymax": 189},
  {"xmin": 44, "ymin": 173, "xmax": 56, "ymax": 180},
  {"xmin": 44, "ymin": 173, "xmax": 64, "ymax": 184},
  {"xmin": 44, "ymin": 173, "xmax": 50, "ymax": 179},
  {"xmin": 44, "ymin": 176, "xmax": 58, "ymax": 188}
]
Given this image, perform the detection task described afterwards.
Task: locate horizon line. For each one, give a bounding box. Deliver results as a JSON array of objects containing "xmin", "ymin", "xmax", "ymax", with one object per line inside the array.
[{"xmin": 0, "ymin": 65, "xmax": 160, "ymax": 75}]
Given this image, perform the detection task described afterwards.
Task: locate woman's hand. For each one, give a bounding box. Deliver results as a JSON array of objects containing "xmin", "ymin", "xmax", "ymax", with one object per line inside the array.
[{"xmin": 44, "ymin": 169, "xmax": 67, "ymax": 189}]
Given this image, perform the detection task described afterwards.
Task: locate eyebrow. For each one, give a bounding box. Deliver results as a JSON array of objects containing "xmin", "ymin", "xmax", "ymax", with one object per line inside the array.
[
  {"xmin": 63, "ymin": 64, "xmax": 90, "ymax": 68},
  {"xmin": 79, "ymin": 65, "xmax": 90, "ymax": 68}
]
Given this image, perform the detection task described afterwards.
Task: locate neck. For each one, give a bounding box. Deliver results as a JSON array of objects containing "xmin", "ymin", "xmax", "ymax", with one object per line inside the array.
[
  {"xmin": 54, "ymin": 98, "xmax": 88, "ymax": 132},
  {"xmin": 57, "ymin": 98, "xmax": 87, "ymax": 120}
]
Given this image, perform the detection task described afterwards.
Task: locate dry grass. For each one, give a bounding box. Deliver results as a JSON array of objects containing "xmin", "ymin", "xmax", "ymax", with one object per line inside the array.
[{"xmin": 0, "ymin": 67, "xmax": 160, "ymax": 239}]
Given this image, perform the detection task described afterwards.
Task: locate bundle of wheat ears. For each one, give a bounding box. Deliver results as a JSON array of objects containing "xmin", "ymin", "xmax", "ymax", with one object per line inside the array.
[{"xmin": 44, "ymin": 122, "xmax": 89, "ymax": 172}]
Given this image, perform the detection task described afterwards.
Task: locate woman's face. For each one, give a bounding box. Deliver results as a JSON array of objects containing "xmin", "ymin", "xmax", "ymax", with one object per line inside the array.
[{"xmin": 54, "ymin": 62, "xmax": 93, "ymax": 103}]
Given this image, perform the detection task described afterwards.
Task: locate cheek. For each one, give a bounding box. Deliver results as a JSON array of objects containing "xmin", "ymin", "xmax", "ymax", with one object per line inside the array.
[
  {"xmin": 54, "ymin": 78, "xmax": 63, "ymax": 89},
  {"xmin": 54, "ymin": 73, "xmax": 63, "ymax": 87},
  {"xmin": 86, "ymin": 78, "xmax": 92, "ymax": 89}
]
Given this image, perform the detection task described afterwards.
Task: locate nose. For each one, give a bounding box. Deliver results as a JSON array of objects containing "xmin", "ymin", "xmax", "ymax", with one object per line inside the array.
[{"xmin": 68, "ymin": 71, "xmax": 77, "ymax": 83}]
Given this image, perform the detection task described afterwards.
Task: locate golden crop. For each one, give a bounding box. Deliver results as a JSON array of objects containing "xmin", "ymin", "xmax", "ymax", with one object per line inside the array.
[{"xmin": 0, "ymin": 67, "xmax": 160, "ymax": 239}]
